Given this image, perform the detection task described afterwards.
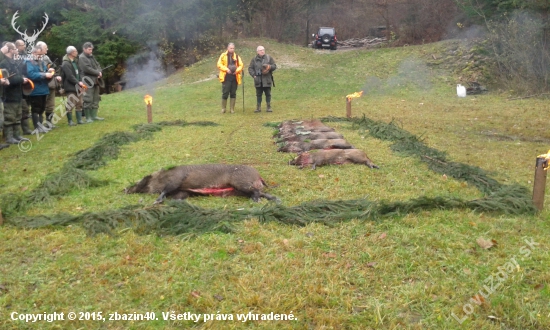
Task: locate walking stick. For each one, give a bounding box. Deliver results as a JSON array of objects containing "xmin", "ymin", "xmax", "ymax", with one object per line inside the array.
[{"xmin": 242, "ymin": 71, "xmax": 245, "ymax": 112}]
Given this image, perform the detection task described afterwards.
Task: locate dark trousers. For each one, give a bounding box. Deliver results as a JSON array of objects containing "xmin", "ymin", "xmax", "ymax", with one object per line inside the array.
[
  {"xmin": 222, "ymin": 79, "xmax": 238, "ymax": 99},
  {"xmin": 255, "ymin": 87, "xmax": 271, "ymax": 104},
  {"xmin": 27, "ymin": 95, "xmax": 48, "ymax": 115}
]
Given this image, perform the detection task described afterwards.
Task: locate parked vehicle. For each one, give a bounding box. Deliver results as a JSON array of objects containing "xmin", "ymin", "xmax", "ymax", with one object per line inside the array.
[{"xmin": 312, "ymin": 27, "xmax": 337, "ymax": 50}]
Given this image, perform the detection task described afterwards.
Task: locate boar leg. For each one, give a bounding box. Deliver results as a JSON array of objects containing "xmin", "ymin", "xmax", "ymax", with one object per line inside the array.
[
  {"xmin": 366, "ymin": 161, "xmax": 379, "ymax": 169},
  {"xmin": 154, "ymin": 191, "xmax": 167, "ymax": 204},
  {"xmin": 260, "ymin": 192, "xmax": 281, "ymax": 203},
  {"xmin": 248, "ymin": 190, "xmax": 280, "ymax": 202}
]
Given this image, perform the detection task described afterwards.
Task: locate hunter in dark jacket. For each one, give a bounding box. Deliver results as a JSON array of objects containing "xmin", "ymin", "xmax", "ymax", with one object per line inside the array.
[
  {"xmin": 61, "ymin": 46, "xmax": 86, "ymax": 125},
  {"xmin": 78, "ymin": 42, "xmax": 103, "ymax": 122},
  {"xmin": 248, "ymin": 45, "xmax": 277, "ymax": 113},
  {"xmin": 0, "ymin": 42, "xmax": 30, "ymax": 144}
]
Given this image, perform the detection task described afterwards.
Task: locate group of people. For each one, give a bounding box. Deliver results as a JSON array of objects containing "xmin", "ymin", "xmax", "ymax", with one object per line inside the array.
[
  {"xmin": 217, "ymin": 44, "xmax": 277, "ymax": 113},
  {"xmin": 0, "ymin": 40, "xmax": 105, "ymax": 150}
]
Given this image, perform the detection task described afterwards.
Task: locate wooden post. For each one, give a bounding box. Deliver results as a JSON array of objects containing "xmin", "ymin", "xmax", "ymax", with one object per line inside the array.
[
  {"xmin": 147, "ymin": 104, "xmax": 152, "ymax": 123},
  {"xmin": 346, "ymin": 99, "xmax": 352, "ymax": 118},
  {"xmin": 532, "ymin": 156, "xmax": 548, "ymax": 211}
]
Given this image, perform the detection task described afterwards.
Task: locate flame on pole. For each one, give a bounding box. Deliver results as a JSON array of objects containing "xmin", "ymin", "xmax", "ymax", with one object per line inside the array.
[
  {"xmin": 345, "ymin": 91, "xmax": 363, "ymax": 118},
  {"xmin": 532, "ymin": 149, "xmax": 550, "ymax": 211},
  {"xmin": 144, "ymin": 94, "xmax": 153, "ymax": 123}
]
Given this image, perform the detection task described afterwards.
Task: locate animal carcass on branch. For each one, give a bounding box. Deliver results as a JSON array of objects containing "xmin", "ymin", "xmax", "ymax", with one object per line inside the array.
[{"xmin": 126, "ymin": 164, "xmax": 279, "ymax": 203}]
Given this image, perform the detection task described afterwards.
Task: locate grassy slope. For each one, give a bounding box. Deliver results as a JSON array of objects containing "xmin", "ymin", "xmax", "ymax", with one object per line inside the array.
[{"xmin": 0, "ymin": 38, "xmax": 549, "ymax": 329}]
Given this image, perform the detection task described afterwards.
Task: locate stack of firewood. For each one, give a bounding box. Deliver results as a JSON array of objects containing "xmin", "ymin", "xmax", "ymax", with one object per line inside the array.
[{"xmin": 338, "ymin": 37, "xmax": 387, "ymax": 48}]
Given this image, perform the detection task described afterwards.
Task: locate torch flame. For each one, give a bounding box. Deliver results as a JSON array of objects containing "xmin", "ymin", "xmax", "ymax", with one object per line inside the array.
[
  {"xmin": 346, "ymin": 91, "xmax": 363, "ymax": 101},
  {"xmin": 537, "ymin": 149, "xmax": 550, "ymax": 170},
  {"xmin": 144, "ymin": 94, "xmax": 153, "ymax": 105}
]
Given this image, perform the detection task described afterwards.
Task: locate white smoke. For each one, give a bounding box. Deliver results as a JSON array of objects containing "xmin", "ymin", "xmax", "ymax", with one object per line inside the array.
[{"xmin": 122, "ymin": 43, "xmax": 166, "ymax": 89}]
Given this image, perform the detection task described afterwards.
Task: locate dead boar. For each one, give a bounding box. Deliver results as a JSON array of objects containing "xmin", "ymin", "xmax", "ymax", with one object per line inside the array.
[
  {"xmin": 278, "ymin": 139, "xmax": 353, "ymax": 153},
  {"xmin": 289, "ymin": 149, "xmax": 379, "ymax": 169},
  {"xmin": 278, "ymin": 131, "xmax": 344, "ymax": 143},
  {"xmin": 126, "ymin": 164, "xmax": 279, "ymax": 203}
]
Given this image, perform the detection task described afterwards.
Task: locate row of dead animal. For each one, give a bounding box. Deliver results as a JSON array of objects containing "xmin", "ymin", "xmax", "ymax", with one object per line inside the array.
[
  {"xmin": 125, "ymin": 119, "xmax": 378, "ymax": 204},
  {"xmin": 275, "ymin": 120, "xmax": 379, "ymax": 170}
]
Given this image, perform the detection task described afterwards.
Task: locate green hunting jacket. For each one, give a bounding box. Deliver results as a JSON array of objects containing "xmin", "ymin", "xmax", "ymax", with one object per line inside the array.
[
  {"xmin": 78, "ymin": 52, "xmax": 101, "ymax": 86},
  {"xmin": 248, "ymin": 54, "xmax": 277, "ymax": 88}
]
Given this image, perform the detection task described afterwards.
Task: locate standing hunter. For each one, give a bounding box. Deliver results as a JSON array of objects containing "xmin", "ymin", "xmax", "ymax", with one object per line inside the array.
[
  {"xmin": 0, "ymin": 42, "xmax": 30, "ymax": 144},
  {"xmin": 37, "ymin": 41, "xmax": 62, "ymax": 129},
  {"xmin": 78, "ymin": 42, "xmax": 104, "ymax": 122},
  {"xmin": 248, "ymin": 45, "xmax": 276, "ymax": 113},
  {"xmin": 216, "ymin": 43, "xmax": 243, "ymax": 114}
]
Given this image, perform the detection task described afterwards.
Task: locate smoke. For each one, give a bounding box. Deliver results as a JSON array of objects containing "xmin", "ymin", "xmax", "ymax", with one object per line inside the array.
[
  {"xmin": 362, "ymin": 58, "xmax": 432, "ymax": 95},
  {"xmin": 122, "ymin": 42, "xmax": 166, "ymax": 90}
]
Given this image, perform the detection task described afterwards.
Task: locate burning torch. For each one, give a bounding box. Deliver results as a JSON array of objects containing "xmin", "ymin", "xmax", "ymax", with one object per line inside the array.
[
  {"xmin": 144, "ymin": 95, "xmax": 153, "ymax": 123},
  {"xmin": 345, "ymin": 91, "xmax": 363, "ymax": 118}
]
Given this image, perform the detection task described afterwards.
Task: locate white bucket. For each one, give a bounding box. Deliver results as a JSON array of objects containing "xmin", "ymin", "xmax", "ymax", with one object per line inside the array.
[{"xmin": 457, "ymin": 84, "xmax": 466, "ymax": 97}]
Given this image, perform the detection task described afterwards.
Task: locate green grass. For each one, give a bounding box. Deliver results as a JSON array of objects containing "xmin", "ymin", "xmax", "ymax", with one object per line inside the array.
[{"xmin": 1, "ymin": 38, "xmax": 549, "ymax": 329}]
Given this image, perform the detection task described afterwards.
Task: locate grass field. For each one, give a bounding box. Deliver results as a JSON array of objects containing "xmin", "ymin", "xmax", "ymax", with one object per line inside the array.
[{"xmin": 1, "ymin": 38, "xmax": 549, "ymax": 329}]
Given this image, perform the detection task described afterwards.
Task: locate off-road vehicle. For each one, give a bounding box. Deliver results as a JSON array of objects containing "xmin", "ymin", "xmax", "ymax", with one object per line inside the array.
[{"xmin": 312, "ymin": 27, "xmax": 337, "ymax": 50}]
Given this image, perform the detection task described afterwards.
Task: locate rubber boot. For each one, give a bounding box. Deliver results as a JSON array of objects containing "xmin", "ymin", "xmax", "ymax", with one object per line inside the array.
[
  {"xmin": 0, "ymin": 128, "xmax": 10, "ymax": 150},
  {"xmin": 67, "ymin": 112, "xmax": 76, "ymax": 126},
  {"xmin": 254, "ymin": 103, "xmax": 261, "ymax": 113},
  {"xmin": 85, "ymin": 109, "xmax": 93, "ymax": 123},
  {"xmin": 38, "ymin": 113, "xmax": 51, "ymax": 132},
  {"xmin": 12, "ymin": 124, "xmax": 29, "ymax": 142},
  {"xmin": 76, "ymin": 111, "xmax": 85, "ymax": 125},
  {"xmin": 4, "ymin": 125, "xmax": 18, "ymax": 144},
  {"xmin": 46, "ymin": 112, "xmax": 58, "ymax": 129},
  {"xmin": 229, "ymin": 98, "xmax": 236, "ymax": 114},
  {"xmin": 21, "ymin": 118, "xmax": 32, "ymax": 135},
  {"xmin": 31, "ymin": 113, "xmax": 43, "ymax": 133},
  {"xmin": 266, "ymin": 103, "xmax": 272, "ymax": 112},
  {"xmin": 91, "ymin": 108, "xmax": 104, "ymax": 121},
  {"xmin": 221, "ymin": 99, "xmax": 227, "ymax": 114}
]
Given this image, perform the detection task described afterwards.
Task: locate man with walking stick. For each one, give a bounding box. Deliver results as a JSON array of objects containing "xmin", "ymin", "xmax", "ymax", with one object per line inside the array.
[{"xmin": 216, "ymin": 43, "xmax": 243, "ymax": 114}]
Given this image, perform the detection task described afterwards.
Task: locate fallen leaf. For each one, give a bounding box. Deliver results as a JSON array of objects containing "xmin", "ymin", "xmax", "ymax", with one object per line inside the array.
[
  {"xmin": 21, "ymin": 186, "xmax": 28, "ymax": 192},
  {"xmin": 469, "ymin": 222, "xmax": 477, "ymax": 227},
  {"xmin": 334, "ymin": 178, "xmax": 339, "ymax": 182},
  {"xmin": 378, "ymin": 232, "xmax": 387, "ymax": 240},
  {"xmin": 487, "ymin": 315, "xmax": 499, "ymax": 321},
  {"xmin": 534, "ymin": 283, "xmax": 545, "ymax": 290},
  {"xmin": 366, "ymin": 262, "xmax": 377, "ymax": 268},
  {"xmin": 463, "ymin": 268, "xmax": 471, "ymax": 275},
  {"xmin": 472, "ymin": 294, "xmax": 485, "ymax": 304},
  {"xmin": 213, "ymin": 294, "xmax": 224, "ymax": 301},
  {"xmin": 476, "ymin": 237, "xmax": 495, "ymax": 249},
  {"xmin": 282, "ymin": 239, "xmax": 289, "ymax": 246},
  {"xmin": 191, "ymin": 291, "xmax": 201, "ymax": 298},
  {"xmin": 305, "ymin": 232, "xmax": 314, "ymax": 237},
  {"xmin": 76, "ymin": 207, "xmax": 83, "ymax": 211},
  {"xmin": 318, "ymin": 174, "xmax": 325, "ymax": 178},
  {"xmin": 125, "ymin": 255, "xmax": 131, "ymax": 260},
  {"xmin": 323, "ymin": 252, "xmax": 337, "ymax": 258}
]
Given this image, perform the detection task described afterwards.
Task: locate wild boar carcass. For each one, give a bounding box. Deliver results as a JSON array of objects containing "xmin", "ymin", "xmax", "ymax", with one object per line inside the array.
[
  {"xmin": 278, "ymin": 139, "xmax": 353, "ymax": 153},
  {"xmin": 289, "ymin": 149, "xmax": 379, "ymax": 169},
  {"xmin": 278, "ymin": 131, "xmax": 344, "ymax": 143},
  {"xmin": 126, "ymin": 164, "xmax": 279, "ymax": 203}
]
